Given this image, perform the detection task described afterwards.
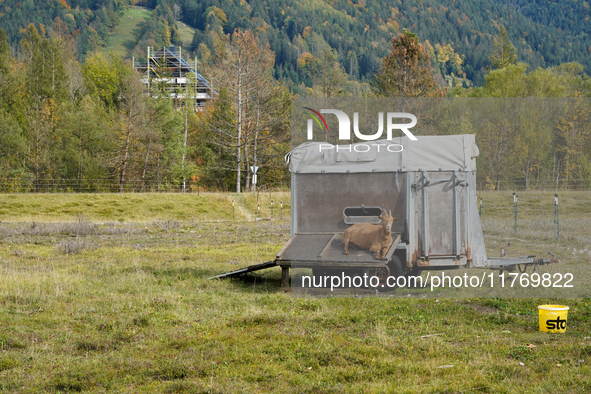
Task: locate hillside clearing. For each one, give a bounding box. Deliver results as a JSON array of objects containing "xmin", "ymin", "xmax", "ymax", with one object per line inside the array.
[
  {"xmin": 104, "ymin": 6, "xmax": 151, "ymax": 56},
  {"xmin": 105, "ymin": 5, "xmax": 197, "ymax": 58}
]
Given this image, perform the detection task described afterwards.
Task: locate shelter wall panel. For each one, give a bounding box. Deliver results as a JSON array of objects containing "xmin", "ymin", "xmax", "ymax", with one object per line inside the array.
[{"xmin": 294, "ymin": 173, "xmax": 406, "ymax": 234}]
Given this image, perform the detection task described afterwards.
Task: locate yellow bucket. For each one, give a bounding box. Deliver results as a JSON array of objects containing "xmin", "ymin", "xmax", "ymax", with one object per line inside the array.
[{"xmin": 538, "ymin": 305, "xmax": 569, "ymax": 333}]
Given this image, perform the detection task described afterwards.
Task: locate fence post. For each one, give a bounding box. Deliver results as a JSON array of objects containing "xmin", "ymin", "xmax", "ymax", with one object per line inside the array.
[
  {"xmin": 555, "ymin": 193, "xmax": 559, "ymax": 241},
  {"xmin": 553, "ymin": 193, "xmax": 557, "ymax": 223},
  {"xmin": 280, "ymin": 201, "xmax": 283, "ymax": 221},
  {"xmin": 232, "ymin": 200, "xmax": 235, "ymax": 221},
  {"xmin": 479, "ymin": 197, "xmax": 482, "ymax": 217},
  {"xmin": 257, "ymin": 204, "xmax": 260, "ymax": 219},
  {"xmin": 271, "ymin": 200, "xmax": 273, "ymax": 220},
  {"xmin": 513, "ymin": 192, "xmax": 518, "ymax": 235}
]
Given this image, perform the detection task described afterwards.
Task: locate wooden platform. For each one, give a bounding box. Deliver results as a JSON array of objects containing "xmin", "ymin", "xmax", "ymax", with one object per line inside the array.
[
  {"xmin": 277, "ymin": 232, "xmax": 401, "ymax": 267},
  {"xmin": 210, "ymin": 232, "xmax": 402, "ymax": 289}
]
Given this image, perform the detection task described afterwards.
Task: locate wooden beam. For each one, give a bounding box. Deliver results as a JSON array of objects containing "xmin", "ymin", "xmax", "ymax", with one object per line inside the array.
[{"xmin": 281, "ymin": 266, "xmax": 290, "ymax": 289}]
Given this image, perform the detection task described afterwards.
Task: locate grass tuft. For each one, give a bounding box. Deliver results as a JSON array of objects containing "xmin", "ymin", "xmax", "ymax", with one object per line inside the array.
[
  {"xmin": 53, "ymin": 374, "xmax": 86, "ymax": 392},
  {"xmin": 0, "ymin": 356, "xmax": 20, "ymax": 372},
  {"xmin": 148, "ymin": 359, "xmax": 190, "ymax": 381},
  {"xmin": 56, "ymin": 238, "xmax": 98, "ymax": 254},
  {"xmin": 507, "ymin": 344, "xmax": 537, "ymax": 361},
  {"xmin": 0, "ymin": 335, "xmax": 26, "ymax": 350}
]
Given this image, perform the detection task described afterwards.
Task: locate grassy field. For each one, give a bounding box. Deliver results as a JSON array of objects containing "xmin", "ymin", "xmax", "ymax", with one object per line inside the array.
[
  {"xmin": 176, "ymin": 22, "xmax": 198, "ymax": 49},
  {"xmin": 0, "ymin": 192, "xmax": 290, "ymax": 223},
  {"xmin": 0, "ymin": 191, "xmax": 590, "ymax": 392},
  {"xmin": 105, "ymin": 6, "xmax": 151, "ymax": 56},
  {"xmin": 105, "ymin": 6, "xmax": 198, "ymax": 58}
]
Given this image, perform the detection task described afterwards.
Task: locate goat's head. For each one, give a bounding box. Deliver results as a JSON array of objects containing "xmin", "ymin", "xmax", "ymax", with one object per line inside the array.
[{"xmin": 378, "ymin": 209, "xmax": 399, "ymax": 234}]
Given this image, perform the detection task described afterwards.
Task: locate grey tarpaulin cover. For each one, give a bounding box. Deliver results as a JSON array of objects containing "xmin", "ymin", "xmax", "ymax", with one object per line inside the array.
[{"xmin": 288, "ymin": 134, "xmax": 479, "ymax": 174}]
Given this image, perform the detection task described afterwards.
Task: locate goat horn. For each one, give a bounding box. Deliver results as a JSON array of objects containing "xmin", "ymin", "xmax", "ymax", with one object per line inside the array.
[{"xmin": 388, "ymin": 209, "xmax": 392, "ymax": 216}]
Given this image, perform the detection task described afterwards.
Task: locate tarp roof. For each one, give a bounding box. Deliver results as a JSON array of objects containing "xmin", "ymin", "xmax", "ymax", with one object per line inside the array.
[{"xmin": 288, "ymin": 134, "xmax": 479, "ymax": 174}]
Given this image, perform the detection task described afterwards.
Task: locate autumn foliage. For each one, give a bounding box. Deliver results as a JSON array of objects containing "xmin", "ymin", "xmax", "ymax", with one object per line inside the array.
[{"xmin": 372, "ymin": 30, "xmax": 445, "ymax": 97}]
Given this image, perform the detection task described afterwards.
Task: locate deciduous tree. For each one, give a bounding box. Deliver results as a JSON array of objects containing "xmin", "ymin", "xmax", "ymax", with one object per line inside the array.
[{"xmin": 206, "ymin": 29, "xmax": 286, "ymax": 193}]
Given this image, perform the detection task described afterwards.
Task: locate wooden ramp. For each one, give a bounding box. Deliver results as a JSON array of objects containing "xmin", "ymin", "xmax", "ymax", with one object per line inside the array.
[{"xmin": 208, "ymin": 260, "xmax": 277, "ymax": 280}]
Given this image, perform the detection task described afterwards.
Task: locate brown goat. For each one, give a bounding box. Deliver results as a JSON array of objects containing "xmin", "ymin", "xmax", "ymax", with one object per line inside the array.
[{"xmin": 341, "ymin": 210, "xmax": 399, "ymax": 260}]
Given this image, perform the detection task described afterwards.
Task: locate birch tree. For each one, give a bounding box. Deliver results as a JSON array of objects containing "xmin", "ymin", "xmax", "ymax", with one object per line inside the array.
[
  {"xmin": 116, "ymin": 72, "xmax": 146, "ymax": 192},
  {"xmin": 206, "ymin": 29, "xmax": 277, "ymax": 193}
]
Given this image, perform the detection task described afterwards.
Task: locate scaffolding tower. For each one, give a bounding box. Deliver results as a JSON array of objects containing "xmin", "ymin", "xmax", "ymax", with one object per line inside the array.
[{"xmin": 133, "ymin": 46, "xmax": 212, "ymax": 108}]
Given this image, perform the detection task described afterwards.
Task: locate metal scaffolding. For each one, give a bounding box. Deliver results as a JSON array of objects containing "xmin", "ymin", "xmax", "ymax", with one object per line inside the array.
[{"xmin": 133, "ymin": 46, "xmax": 212, "ymax": 107}]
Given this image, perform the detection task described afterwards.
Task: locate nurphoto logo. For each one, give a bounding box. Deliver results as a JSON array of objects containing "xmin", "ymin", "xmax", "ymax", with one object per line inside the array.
[
  {"xmin": 304, "ymin": 108, "xmax": 418, "ymax": 141},
  {"xmin": 304, "ymin": 108, "xmax": 417, "ymax": 153}
]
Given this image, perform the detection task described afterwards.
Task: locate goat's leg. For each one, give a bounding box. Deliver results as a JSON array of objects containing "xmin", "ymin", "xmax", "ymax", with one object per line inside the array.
[
  {"xmin": 342, "ymin": 234, "xmax": 350, "ymax": 255},
  {"xmin": 370, "ymin": 244, "xmax": 380, "ymax": 259},
  {"xmin": 381, "ymin": 247, "xmax": 389, "ymax": 260}
]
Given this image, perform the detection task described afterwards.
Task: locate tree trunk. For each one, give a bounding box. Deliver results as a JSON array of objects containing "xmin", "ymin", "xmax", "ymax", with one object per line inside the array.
[
  {"xmin": 78, "ymin": 127, "xmax": 83, "ymax": 189},
  {"xmin": 33, "ymin": 105, "xmax": 41, "ymax": 193},
  {"xmin": 141, "ymin": 136, "xmax": 152, "ymax": 192},
  {"xmin": 524, "ymin": 159, "xmax": 530, "ymax": 191},
  {"xmin": 236, "ymin": 73, "xmax": 242, "ymax": 193},
  {"xmin": 182, "ymin": 97, "xmax": 188, "ymax": 193},
  {"xmin": 34, "ymin": 128, "xmax": 40, "ymax": 193},
  {"xmin": 252, "ymin": 105, "xmax": 260, "ymax": 193},
  {"xmin": 218, "ymin": 137, "xmax": 223, "ymax": 189},
  {"xmin": 120, "ymin": 105, "xmax": 133, "ymax": 193},
  {"xmin": 244, "ymin": 143, "xmax": 251, "ymax": 193},
  {"xmin": 495, "ymin": 150, "xmax": 501, "ymax": 191}
]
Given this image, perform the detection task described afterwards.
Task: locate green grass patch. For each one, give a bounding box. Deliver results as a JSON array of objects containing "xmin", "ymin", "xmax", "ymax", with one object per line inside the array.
[
  {"xmin": 104, "ymin": 6, "xmax": 151, "ymax": 56},
  {"xmin": 104, "ymin": 5, "xmax": 197, "ymax": 58},
  {"xmin": 478, "ymin": 190, "xmax": 591, "ymax": 218},
  {"xmin": 0, "ymin": 193, "xmax": 245, "ymax": 222},
  {"xmin": 176, "ymin": 21, "xmax": 197, "ymax": 48}
]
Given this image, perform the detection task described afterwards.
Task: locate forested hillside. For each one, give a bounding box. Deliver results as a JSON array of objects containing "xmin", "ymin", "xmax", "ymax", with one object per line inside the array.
[
  {"xmin": 0, "ymin": 0, "xmax": 129, "ymax": 58},
  {"xmin": 1, "ymin": 0, "xmax": 591, "ymax": 192},
  {"xmin": 1, "ymin": 0, "xmax": 591, "ymax": 87},
  {"xmin": 154, "ymin": 0, "xmax": 591, "ymax": 87}
]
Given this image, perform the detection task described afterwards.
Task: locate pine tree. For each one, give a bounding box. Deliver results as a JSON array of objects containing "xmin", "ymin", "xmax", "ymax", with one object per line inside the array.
[
  {"xmin": 489, "ymin": 26, "xmax": 517, "ymax": 70},
  {"xmin": 307, "ymin": 49, "xmax": 349, "ymax": 98}
]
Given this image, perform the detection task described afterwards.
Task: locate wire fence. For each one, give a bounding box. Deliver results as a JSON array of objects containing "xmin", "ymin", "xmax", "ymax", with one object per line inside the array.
[
  {"xmin": 476, "ymin": 179, "xmax": 591, "ymax": 191},
  {"xmin": 0, "ymin": 178, "xmax": 291, "ymax": 194},
  {"xmin": 0, "ymin": 177, "xmax": 589, "ymax": 193}
]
